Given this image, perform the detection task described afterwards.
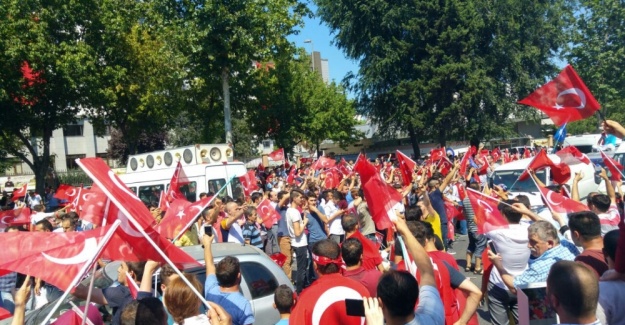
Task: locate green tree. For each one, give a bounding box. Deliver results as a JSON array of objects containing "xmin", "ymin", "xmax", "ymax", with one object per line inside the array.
[
  {"xmin": 566, "ymin": 0, "xmax": 625, "ymax": 134},
  {"xmin": 315, "ymin": 0, "xmax": 573, "ymax": 156},
  {"xmin": 0, "ymin": 0, "xmax": 98, "ymax": 194}
]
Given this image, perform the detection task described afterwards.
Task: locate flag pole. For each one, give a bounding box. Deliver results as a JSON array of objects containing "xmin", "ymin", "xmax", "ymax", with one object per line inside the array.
[
  {"xmin": 171, "ymin": 176, "xmax": 235, "ymax": 243},
  {"xmin": 70, "ymin": 301, "xmax": 95, "ymax": 325},
  {"xmin": 41, "ymin": 220, "xmax": 122, "ymax": 325},
  {"xmin": 600, "ymin": 149, "xmax": 625, "ymax": 180},
  {"xmin": 509, "ymin": 149, "xmax": 544, "ymax": 191},
  {"xmin": 80, "ymin": 203, "xmax": 109, "ymax": 325},
  {"xmin": 528, "ymin": 176, "xmax": 553, "ymax": 212},
  {"xmin": 396, "ymin": 235, "xmax": 416, "ymax": 277}
]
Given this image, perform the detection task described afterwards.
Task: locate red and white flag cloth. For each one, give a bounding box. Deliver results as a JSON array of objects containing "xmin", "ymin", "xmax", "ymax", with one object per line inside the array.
[
  {"xmin": 355, "ymin": 158, "xmax": 404, "ymax": 230},
  {"xmin": 0, "ymin": 226, "xmax": 114, "ymax": 292},
  {"xmin": 157, "ymin": 197, "xmax": 212, "ymax": 240},
  {"xmin": 396, "ymin": 150, "xmax": 416, "ymax": 186},
  {"xmin": 323, "ymin": 168, "xmax": 341, "ymax": 189},
  {"xmin": 601, "ymin": 151, "xmax": 624, "ymax": 181},
  {"xmin": 556, "ymin": 146, "xmax": 591, "ymax": 165},
  {"xmin": 518, "ymin": 65, "xmax": 601, "ymax": 127},
  {"xmin": 238, "ymin": 170, "xmax": 259, "ymax": 196},
  {"xmin": 161, "ymin": 161, "xmax": 190, "ymax": 211},
  {"xmin": 459, "ymin": 146, "xmax": 477, "ymax": 177},
  {"xmin": 126, "ymin": 272, "xmax": 139, "ymax": 299},
  {"xmin": 337, "ymin": 158, "xmax": 352, "ymax": 176},
  {"xmin": 80, "ymin": 185, "xmax": 108, "ymax": 226},
  {"xmin": 312, "ymin": 156, "xmax": 336, "ymax": 170},
  {"xmin": 256, "ymin": 199, "xmax": 281, "ymax": 228},
  {"xmin": 11, "ymin": 184, "xmax": 28, "ymax": 202},
  {"xmin": 268, "ymin": 148, "xmax": 285, "ymax": 162},
  {"xmin": 430, "ymin": 147, "xmax": 446, "ymax": 162},
  {"xmin": 353, "ymin": 154, "xmax": 377, "ymax": 181},
  {"xmin": 518, "ymin": 149, "xmax": 571, "ymax": 184},
  {"xmin": 539, "ymin": 187, "xmax": 588, "ymax": 214},
  {"xmin": 54, "ymin": 184, "xmax": 79, "ymax": 201},
  {"xmin": 286, "ymin": 167, "xmax": 297, "ymax": 185},
  {"xmin": 0, "ymin": 208, "xmax": 31, "ymax": 228},
  {"xmin": 491, "ymin": 148, "xmax": 502, "ymax": 162},
  {"xmin": 466, "ymin": 189, "xmax": 509, "ymax": 234},
  {"xmin": 76, "ymin": 158, "xmax": 200, "ymax": 270}
]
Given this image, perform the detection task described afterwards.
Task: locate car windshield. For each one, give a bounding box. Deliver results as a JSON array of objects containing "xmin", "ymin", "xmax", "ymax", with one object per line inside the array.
[
  {"xmin": 573, "ymin": 145, "xmax": 594, "ymax": 154},
  {"xmin": 490, "ymin": 169, "xmax": 547, "ymax": 192}
]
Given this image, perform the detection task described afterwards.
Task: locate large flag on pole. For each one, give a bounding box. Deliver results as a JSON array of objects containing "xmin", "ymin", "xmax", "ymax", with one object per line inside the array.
[
  {"xmin": 538, "ymin": 187, "xmax": 589, "ymax": 214},
  {"xmin": 466, "ymin": 189, "xmax": 509, "ymax": 234},
  {"xmin": 396, "ymin": 150, "xmax": 416, "ymax": 186},
  {"xmin": 518, "ymin": 65, "xmax": 600, "ymax": 126}
]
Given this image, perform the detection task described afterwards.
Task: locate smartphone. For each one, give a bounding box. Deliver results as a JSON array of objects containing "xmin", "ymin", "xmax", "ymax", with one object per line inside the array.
[
  {"xmin": 204, "ymin": 225, "xmax": 212, "ymax": 236},
  {"xmin": 345, "ymin": 298, "xmax": 365, "ymax": 317},
  {"xmin": 488, "ymin": 240, "xmax": 497, "ymax": 255}
]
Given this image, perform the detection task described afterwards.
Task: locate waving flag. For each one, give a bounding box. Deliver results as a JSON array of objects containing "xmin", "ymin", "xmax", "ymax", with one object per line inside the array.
[
  {"xmin": 337, "ymin": 158, "xmax": 352, "ymax": 176},
  {"xmin": 126, "ymin": 272, "xmax": 140, "ymax": 299},
  {"xmin": 161, "ymin": 161, "xmax": 190, "ymax": 211},
  {"xmin": 256, "ymin": 199, "xmax": 281, "ymax": 228},
  {"xmin": 601, "ymin": 151, "xmax": 624, "ymax": 181},
  {"xmin": 459, "ymin": 146, "xmax": 476, "ymax": 177},
  {"xmin": 518, "ymin": 65, "xmax": 600, "ymax": 126},
  {"xmin": 238, "ymin": 170, "xmax": 259, "ymax": 196},
  {"xmin": 312, "ymin": 156, "xmax": 336, "ymax": 170},
  {"xmin": 11, "ymin": 184, "xmax": 28, "ymax": 202},
  {"xmin": 268, "ymin": 148, "xmax": 285, "ymax": 162},
  {"xmin": 396, "ymin": 150, "xmax": 416, "ymax": 186},
  {"xmin": 54, "ymin": 184, "xmax": 79, "ymax": 201},
  {"xmin": 157, "ymin": 197, "xmax": 212, "ymax": 240},
  {"xmin": 556, "ymin": 146, "xmax": 590, "ymax": 165},
  {"xmin": 353, "ymin": 154, "xmax": 377, "ymax": 181},
  {"xmin": 539, "ymin": 187, "xmax": 588, "ymax": 214},
  {"xmin": 519, "ymin": 149, "xmax": 571, "ymax": 184},
  {"xmin": 286, "ymin": 167, "xmax": 297, "ymax": 185},
  {"xmin": 554, "ymin": 123, "xmax": 567, "ymax": 144},
  {"xmin": 491, "ymin": 148, "xmax": 501, "ymax": 162},
  {"xmin": 323, "ymin": 168, "xmax": 341, "ymax": 189},
  {"xmin": 430, "ymin": 147, "xmax": 446, "ymax": 162},
  {"xmin": 359, "ymin": 161, "xmax": 404, "ymax": 230},
  {"xmin": 466, "ymin": 189, "xmax": 509, "ymax": 234}
]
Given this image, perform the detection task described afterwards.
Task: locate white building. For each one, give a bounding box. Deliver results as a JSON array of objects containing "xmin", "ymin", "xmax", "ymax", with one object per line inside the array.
[{"xmin": 3, "ymin": 118, "xmax": 114, "ymax": 176}]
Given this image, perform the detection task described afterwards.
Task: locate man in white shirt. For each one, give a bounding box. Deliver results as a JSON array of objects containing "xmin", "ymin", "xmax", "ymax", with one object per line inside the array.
[
  {"xmin": 324, "ymin": 190, "xmax": 345, "ymax": 244},
  {"xmin": 286, "ymin": 189, "xmax": 308, "ymax": 293},
  {"xmin": 222, "ymin": 202, "xmax": 245, "ymax": 244}
]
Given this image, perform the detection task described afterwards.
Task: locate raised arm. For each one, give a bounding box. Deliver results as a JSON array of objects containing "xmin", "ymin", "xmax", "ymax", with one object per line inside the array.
[
  {"xmin": 394, "ymin": 217, "xmax": 435, "ymax": 287},
  {"xmin": 421, "ymin": 186, "xmax": 437, "ymax": 216},
  {"xmin": 600, "ymin": 168, "xmax": 616, "ymax": 204},
  {"xmin": 571, "ymin": 171, "xmax": 583, "ymax": 202},
  {"xmin": 203, "ymin": 233, "xmax": 216, "ymax": 275},
  {"xmin": 139, "ymin": 261, "xmax": 160, "ymax": 293},
  {"xmin": 529, "ymin": 169, "xmax": 546, "ymax": 188},
  {"xmin": 439, "ymin": 163, "xmax": 459, "ymax": 191}
]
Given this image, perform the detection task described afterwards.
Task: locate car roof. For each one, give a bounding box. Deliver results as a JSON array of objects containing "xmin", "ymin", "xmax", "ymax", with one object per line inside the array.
[
  {"xmin": 181, "ymin": 243, "xmax": 264, "ymax": 263},
  {"xmin": 494, "ymin": 154, "xmax": 563, "ymax": 171}
]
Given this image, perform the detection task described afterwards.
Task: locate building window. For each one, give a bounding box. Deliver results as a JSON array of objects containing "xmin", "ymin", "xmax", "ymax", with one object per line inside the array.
[
  {"xmin": 66, "ymin": 154, "xmax": 86, "ymax": 170},
  {"xmin": 63, "ymin": 124, "xmax": 84, "ymax": 137}
]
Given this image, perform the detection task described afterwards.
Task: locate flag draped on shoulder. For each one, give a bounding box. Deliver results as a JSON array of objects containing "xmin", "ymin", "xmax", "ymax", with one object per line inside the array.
[
  {"xmin": 518, "ymin": 65, "xmax": 600, "ymax": 127},
  {"xmin": 466, "ymin": 189, "xmax": 508, "ymax": 234}
]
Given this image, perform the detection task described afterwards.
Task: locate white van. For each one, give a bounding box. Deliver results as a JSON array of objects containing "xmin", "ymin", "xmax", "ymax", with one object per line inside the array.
[
  {"xmin": 489, "ymin": 154, "xmax": 601, "ymax": 208},
  {"xmin": 118, "ymin": 144, "xmax": 248, "ymax": 205}
]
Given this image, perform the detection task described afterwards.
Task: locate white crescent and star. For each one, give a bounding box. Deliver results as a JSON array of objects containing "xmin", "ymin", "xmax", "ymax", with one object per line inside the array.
[
  {"xmin": 1, "ymin": 215, "xmax": 13, "ymax": 225},
  {"xmin": 311, "ymin": 286, "xmax": 365, "ymax": 325},
  {"xmin": 477, "ymin": 199, "xmax": 493, "ymax": 214},
  {"xmin": 176, "ymin": 210, "xmax": 186, "ymax": 219},
  {"xmin": 65, "ymin": 189, "xmax": 77, "ymax": 197},
  {"xmin": 553, "ymin": 88, "xmax": 586, "ymax": 110},
  {"xmin": 42, "ymin": 237, "xmax": 97, "ymax": 265},
  {"xmin": 119, "ymin": 211, "xmax": 143, "ymax": 237},
  {"xmin": 545, "ymin": 190, "xmax": 564, "ymax": 208}
]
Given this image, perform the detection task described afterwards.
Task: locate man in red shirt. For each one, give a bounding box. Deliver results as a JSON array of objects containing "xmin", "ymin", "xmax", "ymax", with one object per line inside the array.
[
  {"xmin": 341, "ymin": 238, "xmax": 382, "ymax": 297},
  {"xmin": 290, "ymin": 239, "xmax": 369, "ymax": 325}
]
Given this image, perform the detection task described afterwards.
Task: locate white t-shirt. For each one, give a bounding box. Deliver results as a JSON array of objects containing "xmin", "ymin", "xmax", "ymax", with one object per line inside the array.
[
  {"xmin": 227, "ymin": 219, "xmax": 245, "ymax": 244},
  {"xmin": 325, "ymin": 201, "xmax": 344, "ymax": 236},
  {"xmin": 31, "ymin": 212, "xmax": 54, "ymax": 225},
  {"xmin": 286, "ymin": 207, "xmax": 307, "ymax": 247},
  {"xmin": 174, "ymin": 314, "xmax": 210, "ymax": 325},
  {"xmin": 598, "ymin": 204, "xmax": 620, "ymax": 236},
  {"xmin": 487, "ymin": 223, "xmax": 530, "ymax": 290}
]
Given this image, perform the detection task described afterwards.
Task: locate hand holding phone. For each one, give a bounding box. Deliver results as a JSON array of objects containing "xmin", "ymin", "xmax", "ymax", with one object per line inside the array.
[
  {"xmin": 204, "ymin": 225, "xmax": 213, "ymax": 237},
  {"xmin": 488, "ymin": 240, "xmax": 497, "ymax": 255}
]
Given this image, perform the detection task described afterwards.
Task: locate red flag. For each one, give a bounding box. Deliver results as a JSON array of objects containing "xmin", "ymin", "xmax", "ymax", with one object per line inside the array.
[
  {"xmin": 0, "ymin": 226, "xmax": 113, "ymax": 291},
  {"xmin": 523, "ymin": 147, "xmax": 532, "ymax": 159},
  {"xmin": 51, "ymin": 304, "xmax": 101, "ymax": 325},
  {"xmin": 556, "ymin": 146, "xmax": 590, "ymax": 165},
  {"xmin": 337, "ymin": 158, "xmax": 352, "ymax": 176},
  {"xmin": 323, "ymin": 168, "xmax": 341, "ymax": 189},
  {"xmin": 491, "ymin": 148, "xmax": 501, "ymax": 162},
  {"xmin": 126, "ymin": 272, "xmax": 139, "ymax": 299},
  {"xmin": 80, "ymin": 186, "xmax": 108, "ymax": 226},
  {"xmin": 256, "ymin": 199, "xmax": 281, "ymax": 228},
  {"xmin": 539, "ymin": 187, "xmax": 588, "ymax": 214},
  {"xmin": 157, "ymin": 197, "xmax": 211, "ymax": 240},
  {"xmin": 54, "ymin": 184, "xmax": 79, "ymax": 201},
  {"xmin": 286, "ymin": 167, "xmax": 297, "ymax": 185},
  {"xmin": 268, "ymin": 148, "xmax": 285, "ymax": 162},
  {"xmin": 353, "ymin": 154, "xmax": 378, "ymax": 183},
  {"xmin": 76, "ymin": 158, "xmax": 200, "ymax": 270},
  {"xmin": 459, "ymin": 146, "xmax": 477, "ymax": 177},
  {"xmin": 430, "ymin": 147, "xmax": 446, "ymax": 161},
  {"xmin": 439, "ymin": 159, "xmax": 454, "ymax": 176},
  {"xmin": 10, "ymin": 207, "xmax": 32, "ymax": 225},
  {"xmin": 396, "ymin": 150, "xmax": 416, "ymax": 186},
  {"xmin": 162, "ymin": 161, "xmax": 190, "ymax": 211},
  {"xmin": 519, "ymin": 149, "xmax": 553, "ymax": 180},
  {"xmin": 348, "ymin": 231, "xmax": 383, "ymax": 270},
  {"xmin": 362, "ymin": 175, "xmax": 404, "ymax": 230},
  {"xmin": 518, "ymin": 65, "xmax": 601, "ymax": 126},
  {"xmin": 466, "ymin": 189, "xmax": 509, "ymax": 234},
  {"xmin": 312, "ymin": 156, "xmax": 336, "ymax": 170},
  {"xmin": 601, "ymin": 151, "xmax": 623, "ymax": 181},
  {"xmin": 11, "ymin": 184, "xmax": 28, "ymax": 202},
  {"xmin": 238, "ymin": 170, "xmax": 259, "ymax": 196}
]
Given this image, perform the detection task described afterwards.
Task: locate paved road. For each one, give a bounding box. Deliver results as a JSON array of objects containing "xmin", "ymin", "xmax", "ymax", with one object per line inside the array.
[{"xmin": 452, "ymin": 234, "xmax": 492, "ymax": 325}]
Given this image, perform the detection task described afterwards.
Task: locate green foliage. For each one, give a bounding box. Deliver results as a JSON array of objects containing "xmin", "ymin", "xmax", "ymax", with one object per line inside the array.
[
  {"xmin": 247, "ymin": 49, "xmax": 361, "ymax": 154},
  {"xmin": 315, "ymin": 0, "xmax": 574, "ymax": 155}
]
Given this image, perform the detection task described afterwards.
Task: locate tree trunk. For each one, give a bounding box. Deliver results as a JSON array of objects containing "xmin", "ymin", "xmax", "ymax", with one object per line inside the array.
[
  {"xmin": 35, "ymin": 128, "xmax": 52, "ymax": 195},
  {"xmin": 222, "ymin": 69, "xmax": 232, "ymax": 146},
  {"xmin": 408, "ymin": 125, "xmax": 421, "ymax": 159}
]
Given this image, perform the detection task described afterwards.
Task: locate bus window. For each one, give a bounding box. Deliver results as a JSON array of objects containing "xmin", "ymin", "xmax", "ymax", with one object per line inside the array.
[
  {"xmin": 166, "ymin": 181, "xmax": 198, "ymax": 202},
  {"xmin": 128, "ymin": 187, "xmax": 137, "ymax": 195},
  {"xmin": 231, "ymin": 177, "xmax": 245, "ymax": 202},
  {"xmin": 208, "ymin": 179, "xmax": 227, "ymax": 198},
  {"xmin": 138, "ymin": 185, "xmax": 164, "ymax": 207}
]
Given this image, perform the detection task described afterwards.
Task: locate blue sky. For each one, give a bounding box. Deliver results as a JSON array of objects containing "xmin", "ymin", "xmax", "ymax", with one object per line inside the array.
[{"xmin": 287, "ymin": 4, "xmax": 359, "ymax": 88}]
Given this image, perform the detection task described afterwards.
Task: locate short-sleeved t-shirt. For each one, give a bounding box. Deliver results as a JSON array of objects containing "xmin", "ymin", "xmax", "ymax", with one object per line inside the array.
[
  {"xmin": 287, "ymin": 207, "xmax": 308, "ymax": 247},
  {"xmin": 423, "ymin": 212, "xmax": 443, "ymax": 243},
  {"xmin": 405, "ymin": 285, "xmax": 445, "ymax": 325},
  {"xmin": 575, "ymin": 249, "xmax": 608, "ymax": 277},
  {"xmin": 204, "ymin": 274, "xmax": 254, "ymax": 325},
  {"xmin": 428, "ymin": 189, "xmax": 448, "ymax": 223}
]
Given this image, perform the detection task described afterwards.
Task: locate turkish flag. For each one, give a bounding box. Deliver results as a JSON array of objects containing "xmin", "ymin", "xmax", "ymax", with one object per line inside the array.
[
  {"xmin": 353, "ymin": 154, "xmax": 378, "ymax": 183},
  {"xmin": 539, "ymin": 187, "xmax": 588, "ymax": 214},
  {"xmin": 491, "ymin": 148, "xmax": 501, "ymax": 162},
  {"xmin": 396, "ymin": 150, "xmax": 416, "ymax": 186},
  {"xmin": 126, "ymin": 272, "xmax": 139, "ymax": 299},
  {"xmin": 286, "ymin": 167, "xmax": 297, "ymax": 185},
  {"xmin": 459, "ymin": 146, "xmax": 477, "ymax": 177},
  {"xmin": 290, "ymin": 273, "xmax": 368, "ymax": 325},
  {"xmin": 323, "ymin": 168, "xmax": 341, "ymax": 189},
  {"xmin": 347, "ymin": 231, "xmax": 383, "ymax": 270},
  {"xmin": 10, "ymin": 207, "xmax": 32, "ymax": 225},
  {"xmin": 518, "ymin": 65, "xmax": 601, "ymax": 126},
  {"xmin": 439, "ymin": 159, "xmax": 454, "ymax": 176},
  {"xmin": 0, "ymin": 226, "xmax": 114, "ymax": 291},
  {"xmin": 362, "ymin": 176, "xmax": 404, "ymax": 230},
  {"xmin": 80, "ymin": 186, "xmax": 108, "ymax": 226},
  {"xmin": 556, "ymin": 146, "xmax": 590, "ymax": 165},
  {"xmin": 466, "ymin": 189, "xmax": 509, "ymax": 234},
  {"xmin": 238, "ymin": 170, "xmax": 259, "ymax": 196},
  {"xmin": 76, "ymin": 158, "xmax": 200, "ymax": 270},
  {"xmin": 430, "ymin": 147, "xmax": 446, "ymax": 161},
  {"xmin": 54, "ymin": 184, "xmax": 79, "ymax": 201},
  {"xmin": 162, "ymin": 161, "xmax": 190, "ymax": 211},
  {"xmin": 50, "ymin": 304, "xmax": 101, "ymax": 325},
  {"xmin": 337, "ymin": 158, "xmax": 352, "ymax": 176},
  {"xmin": 519, "ymin": 149, "xmax": 553, "ymax": 181},
  {"xmin": 161, "ymin": 199, "xmax": 192, "ymax": 223},
  {"xmin": 268, "ymin": 148, "xmax": 285, "ymax": 162},
  {"xmin": 550, "ymin": 162, "xmax": 571, "ymax": 185},
  {"xmin": 601, "ymin": 151, "xmax": 624, "ymax": 181},
  {"xmin": 312, "ymin": 156, "xmax": 336, "ymax": 170},
  {"xmin": 11, "ymin": 184, "xmax": 28, "ymax": 202},
  {"xmin": 157, "ymin": 197, "xmax": 211, "ymax": 240},
  {"xmin": 256, "ymin": 199, "xmax": 280, "ymax": 228}
]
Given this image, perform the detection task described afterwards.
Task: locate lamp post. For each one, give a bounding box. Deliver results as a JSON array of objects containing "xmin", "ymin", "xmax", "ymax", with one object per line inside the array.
[{"xmin": 304, "ymin": 39, "xmax": 314, "ymax": 72}]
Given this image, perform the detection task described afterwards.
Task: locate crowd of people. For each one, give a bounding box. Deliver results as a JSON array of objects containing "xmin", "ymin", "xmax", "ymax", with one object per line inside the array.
[{"xmin": 1, "ymin": 120, "xmax": 625, "ymax": 325}]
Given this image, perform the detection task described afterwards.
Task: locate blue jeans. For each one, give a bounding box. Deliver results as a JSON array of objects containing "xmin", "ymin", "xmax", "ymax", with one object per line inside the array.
[
  {"xmin": 458, "ymin": 220, "xmax": 468, "ymax": 235},
  {"xmin": 0, "ymin": 291, "xmax": 14, "ymax": 314}
]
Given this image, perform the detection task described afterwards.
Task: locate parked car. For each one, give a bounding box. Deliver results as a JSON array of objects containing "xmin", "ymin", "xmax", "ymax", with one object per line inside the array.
[{"xmin": 2, "ymin": 243, "xmax": 293, "ymax": 325}]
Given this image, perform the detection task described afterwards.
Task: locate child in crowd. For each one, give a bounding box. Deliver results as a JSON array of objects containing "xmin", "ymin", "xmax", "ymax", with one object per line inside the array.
[{"xmin": 273, "ymin": 285, "xmax": 295, "ymax": 325}]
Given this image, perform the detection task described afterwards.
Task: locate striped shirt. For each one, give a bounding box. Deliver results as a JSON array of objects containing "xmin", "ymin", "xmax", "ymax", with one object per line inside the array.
[
  {"xmin": 242, "ymin": 222, "xmax": 263, "ymax": 249},
  {"xmin": 463, "ymin": 197, "xmax": 478, "ymax": 234},
  {"xmin": 598, "ymin": 204, "xmax": 620, "ymax": 236}
]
